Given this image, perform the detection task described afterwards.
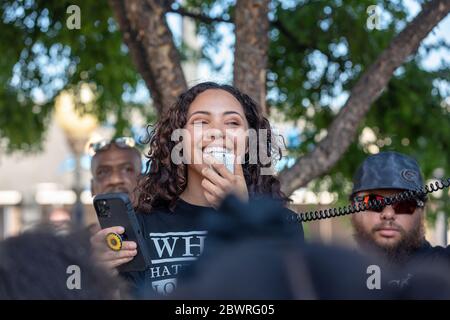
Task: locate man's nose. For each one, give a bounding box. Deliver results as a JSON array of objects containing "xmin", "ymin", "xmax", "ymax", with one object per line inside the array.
[
  {"xmin": 380, "ymin": 205, "xmax": 396, "ymax": 220},
  {"xmin": 108, "ymin": 170, "xmax": 125, "ymax": 185}
]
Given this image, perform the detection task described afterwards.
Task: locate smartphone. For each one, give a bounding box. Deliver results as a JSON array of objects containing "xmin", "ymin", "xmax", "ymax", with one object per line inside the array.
[
  {"xmin": 93, "ymin": 193, "xmax": 151, "ymax": 272},
  {"xmin": 209, "ymin": 151, "xmax": 235, "ymax": 174}
]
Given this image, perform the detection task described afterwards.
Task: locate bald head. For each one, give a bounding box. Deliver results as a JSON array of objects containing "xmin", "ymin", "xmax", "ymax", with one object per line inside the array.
[{"xmin": 90, "ymin": 144, "xmax": 142, "ymax": 197}]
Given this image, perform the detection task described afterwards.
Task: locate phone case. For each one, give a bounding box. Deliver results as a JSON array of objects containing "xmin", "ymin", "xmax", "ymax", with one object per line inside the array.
[{"xmin": 93, "ymin": 193, "xmax": 151, "ymax": 272}]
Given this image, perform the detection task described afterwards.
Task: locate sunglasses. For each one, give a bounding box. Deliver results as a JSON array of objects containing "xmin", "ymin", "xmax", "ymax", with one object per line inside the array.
[
  {"xmin": 88, "ymin": 137, "xmax": 136, "ymax": 156},
  {"xmin": 352, "ymin": 194, "xmax": 424, "ymax": 214}
]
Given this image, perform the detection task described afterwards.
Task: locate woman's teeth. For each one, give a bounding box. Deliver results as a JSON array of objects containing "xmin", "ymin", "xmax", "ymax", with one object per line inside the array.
[
  {"xmin": 203, "ymin": 146, "xmax": 230, "ymax": 154},
  {"xmin": 202, "ymin": 146, "xmax": 235, "ymax": 173}
]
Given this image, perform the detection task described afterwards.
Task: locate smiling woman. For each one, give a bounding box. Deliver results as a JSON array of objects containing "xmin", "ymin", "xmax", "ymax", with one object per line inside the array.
[
  {"xmin": 90, "ymin": 82, "xmax": 304, "ymax": 296},
  {"xmin": 137, "ymin": 81, "xmax": 288, "ymax": 212}
]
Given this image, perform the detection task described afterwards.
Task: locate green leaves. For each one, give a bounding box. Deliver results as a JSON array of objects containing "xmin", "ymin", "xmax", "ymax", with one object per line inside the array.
[{"xmin": 0, "ymin": 0, "xmax": 147, "ymax": 152}]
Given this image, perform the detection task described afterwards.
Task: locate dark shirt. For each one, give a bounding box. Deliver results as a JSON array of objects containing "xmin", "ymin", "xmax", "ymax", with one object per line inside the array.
[
  {"xmin": 410, "ymin": 241, "xmax": 450, "ymax": 264},
  {"xmin": 121, "ymin": 198, "xmax": 304, "ymax": 296},
  {"xmin": 383, "ymin": 241, "xmax": 450, "ymax": 294}
]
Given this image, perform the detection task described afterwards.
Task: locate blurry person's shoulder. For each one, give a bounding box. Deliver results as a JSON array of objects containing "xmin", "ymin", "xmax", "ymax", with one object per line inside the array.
[
  {"xmin": 0, "ymin": 226, "xmax": 124, "ymax": 299},
  {"xmin": 282, "ymin": 206, "xmax": 305, "ymax": 240},
  {"xmin": 413, "ymin": 241, "xmax": 450, "ymax": 266},
  {"xmin": 426, "ymin": 242, "xmax": 450, "ymax": 259}
]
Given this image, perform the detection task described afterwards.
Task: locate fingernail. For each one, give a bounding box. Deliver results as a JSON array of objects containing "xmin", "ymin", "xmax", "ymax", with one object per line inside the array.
[{"xmin": 118, "ymin": 227, "xmax": 125, "ymax": 233}]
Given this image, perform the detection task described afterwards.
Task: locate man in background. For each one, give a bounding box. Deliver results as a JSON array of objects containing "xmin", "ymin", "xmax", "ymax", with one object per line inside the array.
[
  {"xmin": 90, "ymin": 137, "xmax": 142, "ymax": 199},
  {"xmin": 349, "ymin": 151, "xmax": 450, "ymax": 287},
  {"xmin": 89, "ymin": 137, "xmax": 143, "ymax": 273}
]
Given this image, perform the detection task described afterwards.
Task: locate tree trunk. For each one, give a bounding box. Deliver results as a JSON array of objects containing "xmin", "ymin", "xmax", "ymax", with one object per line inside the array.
[
  {"xmin": 233, "ymin": 0, "xmax": 270, "ymax": 115},
  {"xmin": 109, "ymin": 0, "xmax": 187, "ymax": 115},
  {"xmin": 279, "ymin": 0, "xmax": 450, "ymax": 195}
]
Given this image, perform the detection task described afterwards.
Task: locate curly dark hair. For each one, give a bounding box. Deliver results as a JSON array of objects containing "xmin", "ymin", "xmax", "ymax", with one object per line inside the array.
[{"xmin": 136, "ymin": 82, "xmax": 289, "ymax": 212}]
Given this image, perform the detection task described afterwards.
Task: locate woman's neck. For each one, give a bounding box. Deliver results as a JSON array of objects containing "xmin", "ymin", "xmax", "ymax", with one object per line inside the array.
[{"xmin": 179, "ymin": 168, "xmax": 211, "ymax": 207}]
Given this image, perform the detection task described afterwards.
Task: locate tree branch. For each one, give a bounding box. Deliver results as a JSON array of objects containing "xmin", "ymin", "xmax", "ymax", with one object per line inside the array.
[
  {"xmin": 169, "ymin": 6, "xmax": 311, "ymax": 53},
  {"xmin": 168, "ymin": 7, "xmax": 231, "ymax": 24},
  {"xmin": 271, "ymin": 19, "xmax": 310, "ymax": 52},
  {"xmin": 279, "ymin": 0, "xmax": 450, "ymax": 195},
  {"xmin": 234, "ymin": 0, "xmax": 270, "ymax": 115},
  {"xmin": 109, "ymin": 0, "xmax": 187, "ymax": 114}
]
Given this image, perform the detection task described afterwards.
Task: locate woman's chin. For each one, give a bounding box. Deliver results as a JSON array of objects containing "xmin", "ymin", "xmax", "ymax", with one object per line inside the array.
[{"xmin": 187, "ymin": 163, "xmax": 209, "ymax": 176}]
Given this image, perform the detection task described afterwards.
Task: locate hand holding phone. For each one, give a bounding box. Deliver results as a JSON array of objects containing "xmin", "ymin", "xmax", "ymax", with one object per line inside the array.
[
  {"xmin": 90, "ymin": 225, "xmax": 138, "ymax": 273},
  {"xmin": 92, "ymin": 193, "xmax": 151, "ymax": 272}
]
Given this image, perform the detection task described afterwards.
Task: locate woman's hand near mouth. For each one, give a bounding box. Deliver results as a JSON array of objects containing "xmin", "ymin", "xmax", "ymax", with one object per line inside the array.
[{"xmin": 201, "ymin": 153, "xmax": 248, "ymax": 208}]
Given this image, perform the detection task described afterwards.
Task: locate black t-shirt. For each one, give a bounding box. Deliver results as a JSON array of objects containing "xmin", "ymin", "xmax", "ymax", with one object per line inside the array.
[
  {"xmin": 400, "ymin": 242, "xmax": 450, "ymax": 298},
  {"xmin": 371, "ymin": 241, "xmax": 450, "ymax": 295},
  {"xmin": 411, "ymin": 241, "xmax": 450, "ymax": 262},
  {"xmin": 396, "ymin": 241, "xmax": 450, "ymax": 280},
  {"xmin": 121, "ymin": 198, "xmax": 304, "ymax": 296}
]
